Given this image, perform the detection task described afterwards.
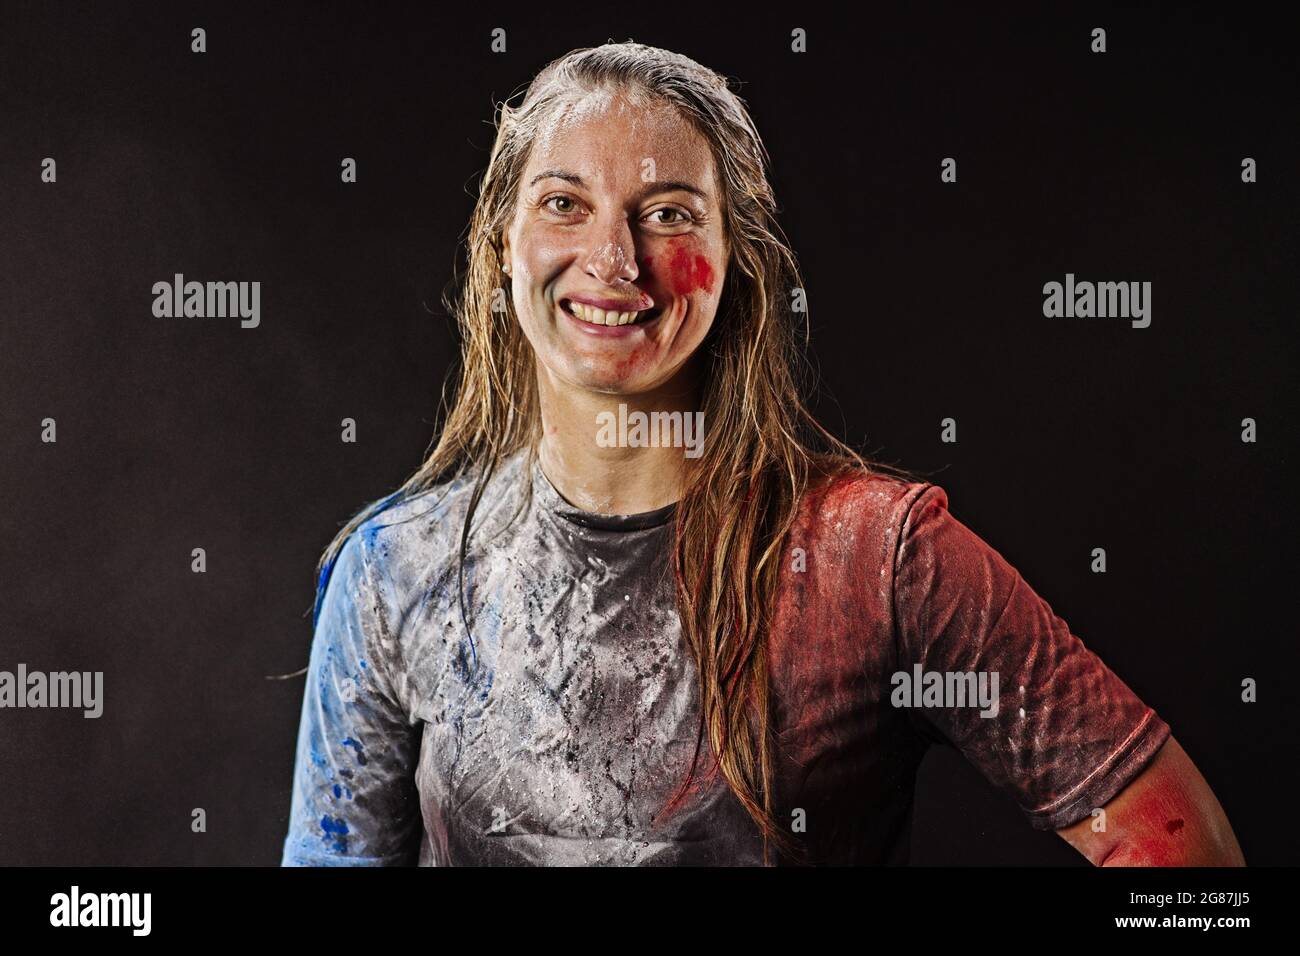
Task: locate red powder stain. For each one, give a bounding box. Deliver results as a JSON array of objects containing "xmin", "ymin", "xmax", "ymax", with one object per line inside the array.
[
  {"xmin": 1165, "ymin": 818, "xmax": 1185, "ymax": 835},
  {"xmin": 641, "ymin": 244, "xmax": 714, "ymax": 297},
  {"xmin": 612, "ymin": 346, "xmax": 644, "ymax": 377},
  {"xmin": 667, "ymin": 246, "xmax": 714, "ymax": 296}
]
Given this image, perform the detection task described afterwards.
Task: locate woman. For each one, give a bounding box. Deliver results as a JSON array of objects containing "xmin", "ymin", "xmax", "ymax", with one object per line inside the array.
[{"xmin": 281, "ymin": 42, "xmax": 1243, "ymax": 866}]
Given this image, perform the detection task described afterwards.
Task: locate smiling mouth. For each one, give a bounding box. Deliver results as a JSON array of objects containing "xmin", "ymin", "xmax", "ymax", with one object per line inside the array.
[{"xmin": 561, "ymin": 299, "xmax": 664, "ymax": 327}]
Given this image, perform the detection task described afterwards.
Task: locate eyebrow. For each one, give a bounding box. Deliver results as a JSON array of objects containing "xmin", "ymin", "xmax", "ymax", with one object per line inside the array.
[{"xmin": 527, "ymin": 169, "xmax": 709, "ymax": 202}]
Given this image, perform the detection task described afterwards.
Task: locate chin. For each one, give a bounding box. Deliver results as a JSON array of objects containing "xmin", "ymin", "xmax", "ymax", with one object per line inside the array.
[{"xmin": 571, "ymin": 369, "xmax": 643, "ymax": 394}]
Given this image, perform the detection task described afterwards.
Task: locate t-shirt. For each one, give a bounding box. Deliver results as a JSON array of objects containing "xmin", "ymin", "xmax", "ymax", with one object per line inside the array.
[{"xmin": 280, "ymin": 448, "xmax": 1170, "ymax": 865}]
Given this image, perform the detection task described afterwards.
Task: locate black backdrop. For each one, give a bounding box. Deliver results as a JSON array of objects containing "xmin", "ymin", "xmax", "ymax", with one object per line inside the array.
[{"xmin": 0, "ymin": 2, "xmax": 1294, "ymax": 865}]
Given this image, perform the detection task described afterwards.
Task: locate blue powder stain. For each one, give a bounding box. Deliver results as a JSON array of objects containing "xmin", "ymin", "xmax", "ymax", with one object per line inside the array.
[
  {"xmin": 311, "ymin": 558, "xmax": 339, "ymax": 630},
  {"xmin": 311, "ymin": 501, "xmax": 402, "ymax": 630},
  {"xmin": 319, "ymin": 815, "xmax": 350, "ymax": 854},
  {"xmin": 359, "ymin": 660, "xmax": 367, "ymax": 669},
  {"xmin": 478, "ymin": 667, "xmax": 496, "ymax": 702},
  {"xmin": 341, "ymin": 737, "xmax": 369, "ymax": 765},
  {"xmin": 333, "ymin": 784, "xmax": 342, "ymax": 799}
]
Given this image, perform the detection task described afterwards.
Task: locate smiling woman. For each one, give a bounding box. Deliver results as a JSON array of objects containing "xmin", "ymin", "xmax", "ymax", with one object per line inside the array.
[
  {"xmin": 279, "ymin": 41, "xmax": 1243, "ymax": 867},
  {"xmin": 503, "ymin": 86, "xmax": 726, "ymax": 406}
]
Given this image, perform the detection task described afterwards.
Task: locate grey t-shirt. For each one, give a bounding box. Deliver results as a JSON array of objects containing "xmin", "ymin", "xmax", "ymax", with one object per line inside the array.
[{"xmin": 281, "ymin": 448, "xmax": 1170, "ymax": 865}]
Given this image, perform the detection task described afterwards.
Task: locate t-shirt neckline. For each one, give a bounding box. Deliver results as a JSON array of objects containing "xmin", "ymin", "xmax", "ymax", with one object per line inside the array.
[{"xmin": 529, "ymin": 455, "xmax": 677, "ymax": 532}]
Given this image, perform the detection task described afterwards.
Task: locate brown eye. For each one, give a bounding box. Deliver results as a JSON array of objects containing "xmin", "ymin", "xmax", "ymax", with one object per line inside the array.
[
  {"xmin": 647, "ymin": 207, "xmax": 689, "ymax": 225},
  {"xmin": 545, "ymin": 195, "xmax": 578, "ymax": 214}
]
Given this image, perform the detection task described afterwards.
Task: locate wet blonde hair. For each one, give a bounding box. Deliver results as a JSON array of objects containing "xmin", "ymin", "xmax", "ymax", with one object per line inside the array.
[{"xmin": 317, "ymin": 41, "xmax": 917, "ymax": 863}]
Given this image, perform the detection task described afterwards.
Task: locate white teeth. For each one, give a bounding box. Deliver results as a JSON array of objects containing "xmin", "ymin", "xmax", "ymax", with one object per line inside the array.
[{"xmin": 568, "ymin": 302, "xmax": 645, "ymax": 326}]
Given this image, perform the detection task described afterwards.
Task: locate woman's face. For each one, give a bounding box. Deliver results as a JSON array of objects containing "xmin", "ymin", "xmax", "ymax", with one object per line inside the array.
[{"xmin": 503, "ymin": 90, "xmax": 727, "ymax": 397}]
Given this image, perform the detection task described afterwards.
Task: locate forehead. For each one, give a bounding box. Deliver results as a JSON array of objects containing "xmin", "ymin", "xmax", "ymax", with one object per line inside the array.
[{"xmin": 525, "ymin": 89, "xmax": 716, "ymax": 193}]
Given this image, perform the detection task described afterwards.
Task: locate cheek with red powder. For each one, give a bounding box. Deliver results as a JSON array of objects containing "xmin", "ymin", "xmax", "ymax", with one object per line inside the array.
[
  {"xmin": 642, "ymin": 239, "xmax": 717, "ymax": 299},
  {"xmin": 664, "ymin": 245, "xmax": 715, "ymax": 297}
]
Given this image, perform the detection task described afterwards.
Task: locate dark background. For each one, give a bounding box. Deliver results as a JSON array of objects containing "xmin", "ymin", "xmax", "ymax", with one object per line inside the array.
[{"xmin": 0, "ymin": 2, "xmax": 1294, "ymax": 865}]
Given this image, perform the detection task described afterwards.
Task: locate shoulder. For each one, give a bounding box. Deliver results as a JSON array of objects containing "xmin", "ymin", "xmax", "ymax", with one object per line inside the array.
[
  {"xmin": 794, "ymin": 465, "xmax": 941, "ymax": 557},
  {"xmin": 353, "ymin": 473, "xmax": 477, "ymax": 569},
  {"xmin": 316, "ymin": 453, "xmax": 530, "ymax": 622},
  {"xmin": 358, "ymin": 458, "xmax": 527, "ymax": 585}
]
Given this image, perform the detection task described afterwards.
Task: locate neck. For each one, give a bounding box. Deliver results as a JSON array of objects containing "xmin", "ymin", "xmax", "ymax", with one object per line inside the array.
[{"xmin": 534, "ymin": 366, "xmax": 701, "ymax": 515}]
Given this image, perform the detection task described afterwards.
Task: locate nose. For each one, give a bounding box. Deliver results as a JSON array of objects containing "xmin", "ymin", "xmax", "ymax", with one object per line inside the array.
[{"xmin": 583, "ymin": 217, "xmax": 639, "ymax": 287}]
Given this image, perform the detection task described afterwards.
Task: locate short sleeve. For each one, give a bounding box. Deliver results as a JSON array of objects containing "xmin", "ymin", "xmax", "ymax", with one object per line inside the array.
[
  {"xmin": 281, "ymin": 529, "xmax": 424, "ymax": 865},
  {"xmin": 892, "ymin": 484, "xmax": 1171, "ymax": 831}
]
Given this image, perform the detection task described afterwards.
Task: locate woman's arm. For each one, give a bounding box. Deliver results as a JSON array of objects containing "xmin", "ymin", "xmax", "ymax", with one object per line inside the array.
[
  {"xmin": 889, "ymin": 483, "xmax": 1239, "ymax": 860},
  {"xmin": 1056, "ymin": 736, "xmax": 1245, "ymax": 866},
  {"xmin": 281, "ymin": 529, "xmax": 423, "ymax": 866}
]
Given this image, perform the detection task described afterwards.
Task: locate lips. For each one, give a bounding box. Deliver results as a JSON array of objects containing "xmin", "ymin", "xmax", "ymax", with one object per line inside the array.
[{"xmin": 560, "ymin": 296, "xmax": 663, "ymax": 327}]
